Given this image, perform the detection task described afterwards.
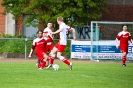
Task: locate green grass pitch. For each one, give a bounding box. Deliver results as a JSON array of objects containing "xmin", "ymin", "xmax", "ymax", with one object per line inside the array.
[{"xmin": 0, "ymin": 60, "xmax": 133, "ymax": 88}]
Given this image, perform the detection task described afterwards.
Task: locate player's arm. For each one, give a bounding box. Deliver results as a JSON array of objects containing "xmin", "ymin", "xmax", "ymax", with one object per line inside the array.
[
  {"xmin": 28, "ymin": 41, "xmax": 36, "ymax": 58},
  {"xmin": 128, "ymin": 33, "xmax": 133, "ymax": 45},
  {"xmin": 70, "ymin": 27, "xmax": 76, "ymax": 40},
  {"xmin": 115, "ymin": 38, "xmax": 119, "ymax": 49},
  {"xmin": 45, "ymin": 35, "xmax": 53, "ymax": 42},
  {"xmin": 115, "ymin": 33, "xmax": 120, "ymax": 49},
  {"xmin": 51, "ymin": 28, "xmax": 62, "ymax": 35}
]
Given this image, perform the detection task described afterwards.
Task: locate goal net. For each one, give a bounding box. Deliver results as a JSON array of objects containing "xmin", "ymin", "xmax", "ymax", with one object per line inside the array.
[{"xmin": 90, "ymin": 21, "xmax": 133, "ymax": 61}]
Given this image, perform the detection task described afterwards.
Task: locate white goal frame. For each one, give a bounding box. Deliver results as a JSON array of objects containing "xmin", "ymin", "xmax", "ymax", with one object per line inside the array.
[{"xmin": 90, "ymin": 21, "xmax": 133, "ymax": 61}]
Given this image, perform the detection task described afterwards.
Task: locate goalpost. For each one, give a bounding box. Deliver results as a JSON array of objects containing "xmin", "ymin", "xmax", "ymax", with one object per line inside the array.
[{"xmin": 90, "ymin": 21, "xmax": 133, "ymax": 61}]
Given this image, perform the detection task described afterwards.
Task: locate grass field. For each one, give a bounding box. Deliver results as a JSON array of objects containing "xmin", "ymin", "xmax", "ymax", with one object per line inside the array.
[{"xmin": 0, "ymin": 59, "xmax": 133, "ymax": 88}]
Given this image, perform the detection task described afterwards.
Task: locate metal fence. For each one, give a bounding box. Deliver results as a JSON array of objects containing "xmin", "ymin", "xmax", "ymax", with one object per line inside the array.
[
  {"xmin": 0, "ymin": 38, "xmax": 29, "ymax": 59},
  {"xmin": 0, "ymin": 38, "xmax": 71, "ymax": 59}
]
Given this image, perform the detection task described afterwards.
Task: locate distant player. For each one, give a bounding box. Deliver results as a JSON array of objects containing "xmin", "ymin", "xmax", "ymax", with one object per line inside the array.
[
  {"xmin": 116, "ymin": 25, "xmax": 133, "ymax": 67},
  {"xmin": 47, "ymin": 16, "xmax": 76, "ymax": 70},
  {"xmin": 28, "ymin": 30, "xmax": 52, "ymax": 70}
]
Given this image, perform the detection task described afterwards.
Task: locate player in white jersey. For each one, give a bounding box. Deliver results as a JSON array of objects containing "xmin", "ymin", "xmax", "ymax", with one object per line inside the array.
[
  {"xmin": 43, "ymin": 22, "xmax": 54, "ymax": 52},
  {"xmin": 43, "ymin": 22, "xmax": 54, "ymax": 66},
  {"xmin": 47, "ymin": 16, "xmax": 76, "ymax": 70}
]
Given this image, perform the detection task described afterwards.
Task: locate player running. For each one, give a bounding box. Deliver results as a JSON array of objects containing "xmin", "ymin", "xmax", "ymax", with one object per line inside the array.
[
  {"xmin": 47, "ymin": 16, "xmax": 76, "ymax": 70},
  {"xmin": 28, "ymin": 30, "xmax": 53, "ymax": 70},
  {"xmin": 116, "ymin": 25, "xmax": 133, "ymax": 67}
]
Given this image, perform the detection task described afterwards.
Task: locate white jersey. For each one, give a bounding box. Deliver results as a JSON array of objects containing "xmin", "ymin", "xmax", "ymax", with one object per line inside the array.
[
  {"xmin": 59, "ymin": 22, "xmax": 67, "ymax": 45},
  {"xmin": 43, "ymin": 27, "xmax": 53, "ymax": 45},
  {"xmin": 43, "ymin": 27, "xmax": 52, "ymax": 38}
]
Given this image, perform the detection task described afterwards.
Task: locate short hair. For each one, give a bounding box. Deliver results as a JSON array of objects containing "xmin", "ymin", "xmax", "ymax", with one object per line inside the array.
[
  {"xmin": 47, "ymin": 21, "xmax": 52, "ymax": 24},
  {"xmin": 37, "ymin": 30, "xmax": 43, "ymax": 34},
  {"xmin": 57, "ymin": 16, "xmax": 64, "ymax": 22},
  {"xmin": 122, "ymin": 24, "xmax": 128, "ymax": 28}
]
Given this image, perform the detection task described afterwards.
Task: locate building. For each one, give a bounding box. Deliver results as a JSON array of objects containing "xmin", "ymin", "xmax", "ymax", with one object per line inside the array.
[
  {"xmin": 100, "ymin": 0, "xmax": 133, "ymax": 22},
  {"xmin": 0, "ymin": 0, "xmax": 5, "ymax": 34}
]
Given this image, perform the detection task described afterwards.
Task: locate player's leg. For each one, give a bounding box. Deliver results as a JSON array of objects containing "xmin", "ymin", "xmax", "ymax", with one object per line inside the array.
[
  {"xmin": 120, "ymin": 46, "xmax": 128, "ymax": 66},
  {"xmin": 46, "ymin": 46, "xmax": 58, "ymax": 68},
  {"xmin": 37, "ymin": 52, "xmax": 47, "ymax": 70},
  {"xmin": 45, "ymin": 44, "xmax": 54, "ymax": 67},
  {"xmin": 40, "ymin": 53, "xmax": 49, "ymax": 68},
  {"xmin": 121, "ymin": 52, "xmax": 127, "ymax": 66},
  {"xmin": 36, "ymin": 53, "xmax": 42, "ymax": 69},
  {"xmin": 57, "ymin": 45, "xmax": 72, "ymax": 70},
  {"xmin": 45, "ymin": 45, "xmax": 51, "ymax": 67}
]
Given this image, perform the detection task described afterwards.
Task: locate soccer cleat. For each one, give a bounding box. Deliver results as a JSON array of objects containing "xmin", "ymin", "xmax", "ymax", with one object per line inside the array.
[
  {"xmin": 38, "ymin": 68, "xmax": 43, "ymax": 70},
  {"xmin": 69, "ymin": 62, "xmax": 72, "ymax": 70},
  {"xmin": 46, "ymin": 64, "xmax": 52, "ymax": 69},
  {"xmin": 36, "ymin": 61, "xmax": 40, "ymax": 66},
  {"xmin": 122, "ymin": 64, "xmax": 126, "ymax": 67}
]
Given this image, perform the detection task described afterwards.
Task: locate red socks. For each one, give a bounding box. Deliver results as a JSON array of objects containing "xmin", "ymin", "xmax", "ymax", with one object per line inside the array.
[
  {"xmin": 60, "ymin": 56, "xmax": 70, "ymax": 66},
  {"xmin": 37, "ymin": 59, "xmax": 46, "ymax": 69},
  {"xmin": 62, "ymin": 58, "xmax": 70, "ymax": 66},
  {"xmin": 122, "ymin": 56, "xmax": 126, "ymax": 64},
  {"xmin": 49, "ymin": 54, "xmax": 55, "ymax": 65}
]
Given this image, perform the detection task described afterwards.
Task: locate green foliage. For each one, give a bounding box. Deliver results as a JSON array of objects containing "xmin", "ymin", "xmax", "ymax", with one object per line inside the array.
[
  {"xmin": 0, "ymin": 39, "xmax": 71, "ymax": 58},
  {"xmin": 1, "ymin": 0, "xmax": 108, "ymax": 28},
  {"xmin": 0, "ymin": 34, "xmax": 26, "ymax": 38},
  {"xmin": 64, "ymin": 40, "xmax": 71, "ymax": 58},
  {"xmin": 128, "ymin": 26, "xmax": 133, "ymax": 37},
  {"xmin": 0, "ymin": 62, "xmax": 133, "ymax": 88},
  {"xmin": 0, "ymin": 40, "xmax": 25, "ymax": 53}
]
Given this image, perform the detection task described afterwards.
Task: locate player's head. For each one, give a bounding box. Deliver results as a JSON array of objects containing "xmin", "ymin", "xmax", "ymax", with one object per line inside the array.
[
  {"xmin": 47, "ymin": 22, "xmax": 52, "ymax": 29},
  {"xmin": 57, "ymin": 16, "xmax": 64, "ymax": 24},
  {"xmin": 37, "ymin": 30, "xmax": 43, "ymax": 38},
  {"xmin": 122, "ymin": 24, "xmax": 128, "ymax": 32}
]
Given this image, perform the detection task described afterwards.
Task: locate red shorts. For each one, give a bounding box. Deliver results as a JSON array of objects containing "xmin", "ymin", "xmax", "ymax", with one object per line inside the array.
[
  {"xmin": 36, "ymin": 51, "xmax": 46, "ymax": 61},
  {"xmin": 46, "ymin": 44, "xmax": 54, "ymax": 52},
  {"xmin": 55, "ymin": 43, "xmax": 66, "ymax": 52},
  {"xmin": 120, "ymin": 45, "xmax": 128, "ymax": 54}
]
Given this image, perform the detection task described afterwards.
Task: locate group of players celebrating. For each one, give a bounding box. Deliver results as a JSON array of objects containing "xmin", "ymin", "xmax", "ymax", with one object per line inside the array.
[
  {"xmin": 28, "ymin": 16, "xmax": 133, "ymax": 69},
  {"xmin": 28, "ymin": 16, "xmax": 76, "ymax": 70}
]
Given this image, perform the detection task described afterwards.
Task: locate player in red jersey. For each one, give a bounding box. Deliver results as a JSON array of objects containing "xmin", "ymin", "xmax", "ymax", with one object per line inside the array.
[
  {"xmin": 47, "ymin": 16, "xmax": 76, "ymax": 70},
  {"xmin": 28, "ymin": 30, "xmax": 53, "ymax": 70},
  {"xmin": 116, "ymin": 25, "xmax": 133, "ymax": 67}
]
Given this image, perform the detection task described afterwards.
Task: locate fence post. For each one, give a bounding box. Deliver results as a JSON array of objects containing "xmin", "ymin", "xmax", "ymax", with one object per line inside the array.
[{"xmin": 25, "ymin": 38, "xmax": 27, "ymax": 59}]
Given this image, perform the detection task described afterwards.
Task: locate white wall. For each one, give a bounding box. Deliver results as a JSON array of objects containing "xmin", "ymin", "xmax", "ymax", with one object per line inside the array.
[{"xmin": 5, "ymin": 13, "xmax": 15, "ymax": 36}]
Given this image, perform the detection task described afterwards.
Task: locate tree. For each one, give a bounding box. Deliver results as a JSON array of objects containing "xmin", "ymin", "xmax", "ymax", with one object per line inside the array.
[{"xmin": 1, "ymin": 0, "xmax": 108, "ymax": 30}]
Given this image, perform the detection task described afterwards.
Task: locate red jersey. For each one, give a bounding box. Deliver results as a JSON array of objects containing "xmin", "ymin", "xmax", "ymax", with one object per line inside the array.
[
  {"xmin": 33, "ymin": 38, "xmax": 47, "ymax": 53},
  {"xmin": 116, "ymin": 31, "xmax": 133, "ymax": 46},
  {"xmin": 29, "ymin": 36, "xmax": 52, "ymax": 56}
]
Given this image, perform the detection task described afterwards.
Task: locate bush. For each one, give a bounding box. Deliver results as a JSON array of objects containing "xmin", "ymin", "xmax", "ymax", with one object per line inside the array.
[
  {"xmin": 0, "ymin": 33, "xmax": 26, "ymax": 38},
  {"xmin": 0, "ymin": 38, "xmax": 71, "ymax": 58},
  {"xmin": 0, "ymin": 34, "xmax": 71, "ymax": 58},
  {"xmin": 0, "ymin": 40, "xmax": 25, "ymax": 53}
]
